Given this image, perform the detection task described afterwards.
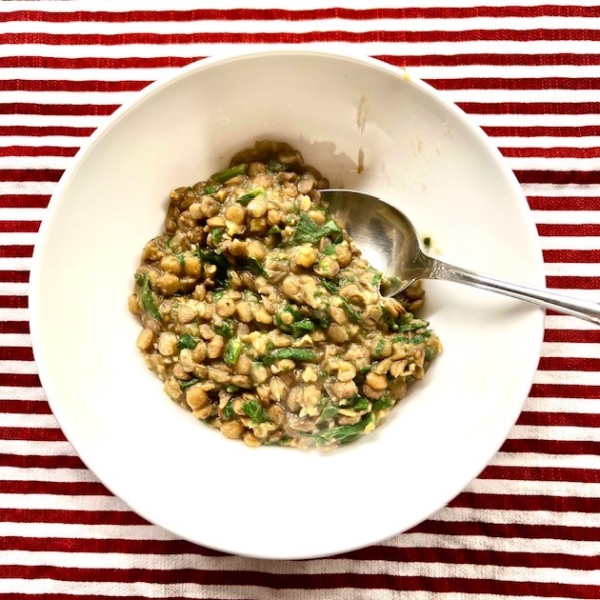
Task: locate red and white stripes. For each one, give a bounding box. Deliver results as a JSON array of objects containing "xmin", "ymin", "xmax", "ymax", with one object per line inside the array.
[{"xmin": 1, "ymin": 2, "xmax": 599, "ymax": 598}]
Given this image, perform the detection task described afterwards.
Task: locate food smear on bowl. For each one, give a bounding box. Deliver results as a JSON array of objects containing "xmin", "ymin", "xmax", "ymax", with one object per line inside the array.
[{"xmin": 128, "ymin": 141, "xmax": 441, "ymax": 450}]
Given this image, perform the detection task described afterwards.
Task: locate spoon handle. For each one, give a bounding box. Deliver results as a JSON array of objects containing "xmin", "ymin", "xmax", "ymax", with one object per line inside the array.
[{"xmin": 429, "ymin": 258, "xmax": 600, "ymax": 325}]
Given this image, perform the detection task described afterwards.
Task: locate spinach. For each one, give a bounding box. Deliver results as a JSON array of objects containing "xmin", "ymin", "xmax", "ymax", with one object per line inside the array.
[
  {"xmin": 222, "ymin": 400, "xmax": 235, "ymax": 420},
  {"xmin": 237, "ymin": 187, "xmax": 264, "ymax": 206},
  {"xmin": 392, "ymin": 332, "xmax": 431, "ymax": 345},
  {"xmin": 290, "ymin": 318, "xmax": 316, "ymax": 338},
  {"xmin": 315, "ymin": 413, "xmax": 374, "ymax": 445},
  {"xmin": 321, "ymin": 279, "xmax": 338, "ymax": 294},
  {"xmin": 374, "ymin": 339, "xmax": 385, "ymax": 357},
  {"xmin": 223, "ymin": 338, "xmax": 243, "ymax": 365},
  {"xmin": 372, "ymin": 272, "xmax": 383, "ymax": 287},
  {"xmin": 292, "ymin": 212, "xmax": 342, "ymax": 245},
  {"xmin": 246, "ymin": 256, "xmax": 267, "ymax": 277},
  {"xmin": 178, "ymin": 377, "xmax": 200, "ymax": 391},
  {"xmin": 214, "ymin": 319, "xmax": 234, "ymax": 338},
  {"xmin": 395, "ymin": 318, "xmax": 430, "ymax": 332},
  {"xmin": 323, "ymin": 244, "xmax": 337, "ymax": 256},
  {"xmin": 352, "ymin": 398, "xmax": 370, "ymax": 412},
  {"xmin": 210, "ymin": 163, "xmax": 247, "ymax": 184},
  {"xmin": 260, "ymin": 347, "xmax": 316, "ymax": 366},
  {"xmin": 196, "ymin": 248, "xmax": 229, "ymax": 288},
  {"xmin": 319, "ymin": 405, "xmax": 339, "ymax": 423},
  {"xmin": 178, "ymin": 333, "xmax": 198, "ymax": 350},
  {"xmin": 212, "ymin": 227, "xmax": 224, "ymax": 245},
  {"xmin": 339, "ymin": 295, "xmax": 362, "ymax": 322},
  {"xmin": 372, "ymin": 396, "xmax": 393, "ymax": 412},
  {"xmin": 242, "ymin": 399, "xmax": 270, "ymax": 424},
  {"xmin": 135, "ymin": 273, "xmax": 162, "ymax": 322},
  {"xmin": 266, "ymin": 158, "xmax": 290, "ymax": 173}
]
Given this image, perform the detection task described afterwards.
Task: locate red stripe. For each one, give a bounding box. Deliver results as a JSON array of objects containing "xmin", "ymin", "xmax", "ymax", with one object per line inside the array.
[
  {"xmin": 484, "ymin": 125, "xmax": 600, "ymax": 137},
  {"xmin": 0, "ymin": 79, "xmax": 150, "ymax": 93},
  {"xmin": 0, "ymin": 271, "xmax": 30, "ymax": 283},
  {"xmin": 546, "ymin": 275, "xmax": 600, "ymax": 289},
  {"xmin": 519, "ymin": 410, "xmax": 600, "ymax": 428},
  {"xmin": 1, "ymin": 480, "xmax": 109, "ymax": 495},
  {"xmin": 0, "ymin": 56, "xmax": 200, "ymax": 70},
  {"xmin": 0, "ymin": 400, "xmax": 50, "ymax": 414},
  {"xmin": 0, "ymin": 428, "xmax": 65, "ymax": 442},
  {"xmin": 538, "ymin": 224, "xmax": 600, "ymax": 236},
  {"xmin": 0, "ymin": 125, "xmax": 95, "ymax": 137},
  {"xmin": 530, "ymin": 383, "xmax": 600, "ymax": 399},
  {"xmin": 0, "ymin": 373, "xmax": 40, "ymax": 387},
  {"xmin": 0, "ymin": 221, "xmax": 40, "ymax": 233},
  {"xmin": 451, "ymin": 491, "xmax": 600, "ymax": 513},
  {"xmin": 2, "ymin": 6, "xmax": 600, "ymax": 22},
  {"xmin": 530, "ymin": 197, "xmax": 600, "ymax": 211},
  {"xmin": 0, "ymin": 565, "xmax": 597, "ymax": 597},
  {"xmin": 481, "ymin": 464, "xmax": 600, "ymax": 483},
  {"xmin": 430, "ymin": 77, "xmax": 600, "ymax": 91},
  {"xmin": 0, "ymin": 169, "xmax": 61, "ymax": 182},
  {"xmin": 0, "ymin": 453, "xmax": 82, "ymax": 468},
  {"xmin": 543, "ymin": 249, "xmax": 600, "ymax": 262},
  {"xmin": 0, "ymin": 296, "xmax": 28, "ymax": 309},
  {"xmin": 0, "ymin": 146, "xmax": 77, "ymax": 157},
  {"xmin": 0, "ymin": 245, "xmax": 34, "ymax": 257},
  {"xmin": 538, "ymin": 356, "xmax": 600, "ymax": 371},
  {"xmin": 0, "ymin": 348, "xmax": 34, "ymax": 361},
  {"xmin": 502, "ymin": 438, "xmax": 600, "ymax": 455},
  {"xmin": 0, "ymin": 195, "xmax": 51, "ymax": 208},
  {"xmin": 544, "ymin": 329, "xmax": 600, "ymax": 343},
  {"xmin": 0, "ymin": 320, "xmax": 30, "ymax": 334},
  {"xmin": 413, "ymin": 519, "xmax": 600, "ymax": 543},
  {"xmin": 0, "ymin": 103, "xmax": 117, "ymax": 116},
  {"xmin": 461, "ymin": 101, "xmax": 600, "ymax": 115},
  {"xmin": 1, "ymin": 30, "xmax": 599, "ymax": 46},
  {"xmin": 0, "ymin": 509, "xmax": 145, "ymax": 526},
  {"xmin": 503, "ymin": 146, "xmax": 600, "ymax": 159}
]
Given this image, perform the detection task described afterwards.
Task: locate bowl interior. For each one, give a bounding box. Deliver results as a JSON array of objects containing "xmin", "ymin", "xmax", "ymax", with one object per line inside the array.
[{"xmin": 31, "ymin": 51, "xmax": 544, "ymax": 559}]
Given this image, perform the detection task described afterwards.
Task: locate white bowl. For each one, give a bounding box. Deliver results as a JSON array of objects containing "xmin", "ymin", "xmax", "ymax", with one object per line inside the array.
[{"xmin": 30, "ymin": 50, "xmax": 544, "ymax": 559}]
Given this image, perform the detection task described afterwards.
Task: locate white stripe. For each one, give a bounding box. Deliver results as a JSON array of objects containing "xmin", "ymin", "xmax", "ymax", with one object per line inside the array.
[
  {"xmin": 0, "ymin": 257, "xmax": 32, "ymax": 270},
  {"xmin": 544, "ymin": 262, "xmax": 600, "ymax": 276},
  {"xmin": 0, "ymin": 334, "xmax": 32, "ymax": 348},
  {"xmin": 0, "ymin": 208, "xmax": 45, "ymax": 221},
  {"xmin": 0, "ymin": 549, "xmax": 597, "ymax": 585},
  {"xmin": 474, "ymin": 112, "xmax": 600, "ymax": 126},
  {"xmin": 0, "ymin": 494, "xmax": 128, "ymax": 511},
  {"xmin": 545, "ymin": 314, "xmax": 600, "ymax": 330},
  {"xmin": 467, "ymin": 477, "xmax": 600, "ymax": 497},
  {"xmin": 493, "ymin": 451, "xmax": 600, "ymax": 470},
  {"xmin": 0, "ymin": 90, "xmax": 137, "ymax": 104},
  {"xmin": 0, "ymin": 136, "xmax": 83, "ymax": 147},
  {"xmin": 533, "ymin": 370, "xmax": 600, "ymax": 386},
  {"xmin": 0, "ymin": 114, "xmax": 106, "ymax": 128},
  {"xmin": 533, "ymin": 210, "xmax": 600, "ymax": 224},
  {"xmin": 0, "ymin": 360, "xmax": 37, "ymax": 374},
  {"xmin": 2, "ymin": 40, "xmax": 600, "ymax": 59},
  {"xmin": 0, "ymin": 156, "xmax": 73, "ymax": 170},
  {"xmin": 4, "ymin": 64, "xmax": 600, "ymax": 83},
  {"xmin": 495, "ymin": 136, "xmax": 600, "ymax": 149},
  {"xmin": 434, "ymin": 506, "xmax": 600, "ymax": 528},
  {"xmin": 5, "ymin": 15, "xmax": 600, "ymax": 35},
  {"xmin": 0, "ymin": 308, "xmax": 30, "ymax": 322},
  {"xmin": 389, "ymin": 532, "xmax": 600, "ymax": 556},
  {"xmin": 0, "ymin": 440, "xmax": 74, "ymax": 455},
  {"xmin": 0, "ymin": 521, "xmax": 173, "ymax": 541},
  {"xmin": 0, "ymin": 385, "xmax": 44, "ymax": 399},
  {"xmin": 523, "ymin": 184, "xmax": 600, "ymax": 197},
  {"xmin": 0, "ymin": 181, "xmax": 57, "ymax": 195},
  {"xmin": 0, "ymin": 283, "xmax": 29, "ymax": 296},
  {"xmin": 5, "ymin": 0, "xmax": 600, "ymax": 9},
  {"xmin": 0, "ymin": 466, "xmax": 97, "ymax": 483},
  {"xmin": 511, "ymin": 424, "xmax": 600, "ymax": 443},
  {"xmin": 540, "ymin": 236, "xmax": 600, "ymax": 250},
  {"xmin": 542, "ymin": 342, "xmax": 600, "ymax": 358},
  {"xmin": 525, "ymin": 397, "xmax": 600, "ymax": 413},
  {"xmin": 508, "ymin": 156, "xmax": 600, "ymax": 170},
  {"xmin": 0, "ymin": 414, "xmax": 55, "ymax": 428}
]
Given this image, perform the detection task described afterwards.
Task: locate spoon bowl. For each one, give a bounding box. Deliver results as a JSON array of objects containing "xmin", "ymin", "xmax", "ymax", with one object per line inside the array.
[{"xmin": 322, "ymin": 189, "xmax": 600, "ymax": 326}]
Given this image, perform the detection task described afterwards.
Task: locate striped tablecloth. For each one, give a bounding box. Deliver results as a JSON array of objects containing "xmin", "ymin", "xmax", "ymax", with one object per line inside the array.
[{"xmin": 2, "ymin": 2, "xmax": 599, "ymax": 598}]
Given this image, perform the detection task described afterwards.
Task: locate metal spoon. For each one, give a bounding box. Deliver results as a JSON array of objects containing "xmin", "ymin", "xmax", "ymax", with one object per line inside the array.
[{"xmin": 321, "ymin": 189, "xmax": 600, "ymax": 326}]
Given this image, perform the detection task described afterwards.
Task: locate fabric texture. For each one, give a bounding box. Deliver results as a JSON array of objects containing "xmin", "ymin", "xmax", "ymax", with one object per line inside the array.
[{"xmin": 1, "ymin": 1, "xmax": 599, "ymax": 598}]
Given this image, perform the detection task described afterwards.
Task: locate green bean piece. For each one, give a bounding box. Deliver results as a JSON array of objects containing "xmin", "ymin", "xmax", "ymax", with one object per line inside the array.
[
  {"xmin": 237, "ymin": 187, "xmax": 264, "ymax": 206},
  {"xmin": 178, "ymin": 378, "xmax": 200, "ymax": 391},
  {"xmin": 224, "ymin": 338, "xmax": 243, "ymax": 365},
  {"xmin": 260, "ymin": 347, "xmax": 317, "ymax": 366},
  {"xmin": 210, "ymin": 163, "xmax": 248, "ymax": 184}
]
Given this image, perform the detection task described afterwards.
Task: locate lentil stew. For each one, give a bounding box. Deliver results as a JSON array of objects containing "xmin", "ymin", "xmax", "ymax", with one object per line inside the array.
[{"xmin": 129, "ymin": 141, "xmax": 441, "ymax": 449}]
